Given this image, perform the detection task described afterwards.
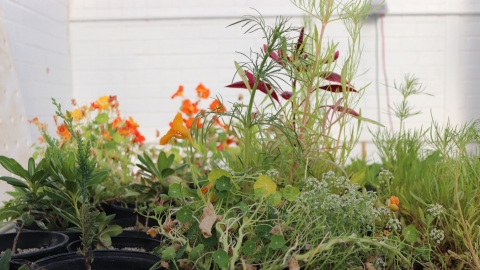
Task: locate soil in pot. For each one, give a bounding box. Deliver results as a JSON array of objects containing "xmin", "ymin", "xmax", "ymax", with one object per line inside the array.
[
  {"xmin": 15, "ymin": 222, "xmax": 81, "ymax": 253},
  {"xmin": 31, "ymin": 250, "xmax": 164, "ymax": 270},
  {"xmin": 110, "ymin": 217, "xmax": 160, "ymax": 239},
  {"xmin": 66, "ymin": 236, "xmax": 161, "ymax": 253},
  {"xmin": 0, "ymin": 231, "xmax": 69, "ymax": 270}
]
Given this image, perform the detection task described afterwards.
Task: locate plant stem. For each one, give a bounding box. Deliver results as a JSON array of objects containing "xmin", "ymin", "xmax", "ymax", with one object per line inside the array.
[{"xmin": 11, "ymin": 222, "xmax": 24, "ymax": 254}]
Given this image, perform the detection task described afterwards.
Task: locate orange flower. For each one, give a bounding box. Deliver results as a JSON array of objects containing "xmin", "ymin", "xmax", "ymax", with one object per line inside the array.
[
  {"xmin": 185, "ymin": 117, "xmax": 202, "ymax": 129},
  {"xmin": 171, "ymin": 85, "xmax": 184, "ymax": 99},
  {"xmin": 388, "ymin": 195, "xmax": 400, "ymax": 211},
  {"xmin": 37, "ymin": 136, "xmax": 45, "ymax": 144},
  {"xmin": 110, "ymin": 117, "xmax": 123, "ymax": 129},
  {"xmin": 132, "ymin": 129, "xmax": 146, "ymax": 145},
  {"xmin": 181, "ymin": 99, "xmax": 199, "ymax": 115},
  {"xmin": 201, "ymin": 182, "xmax": 214, "ymax": 195},
  {"xmin": 128, "ymin": 116, "xmax": 139, "ymax": 128},
  {"xmin": 196, "ymin": 83, "xmax": 210, "ymax": 99},
  {"xmin": 29, "ymin": 117, "xmax": 41, "ymax": 127},
  {"xmin": 102, "ymin": 130, "xmax": 112, "ymax": 141},
  {"xmin": 56, "ymin": 124, "xmax": 71, "ymax": 141},
  {"xmin": 209, "ymin": 99, "xmax": 226, "ymax": 113},
  {"xmin": 90, "ymin": 102, "xmax": 100, "ymax": 110},
  {"xmin": 160, "ymin": 113, "xmax": 194, "ymax": 146}
]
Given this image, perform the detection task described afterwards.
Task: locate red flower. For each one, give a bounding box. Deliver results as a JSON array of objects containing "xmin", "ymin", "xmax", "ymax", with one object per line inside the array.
[{"xmin": 225, "ymin": 70, "xmax": 281, "ymax": 102}]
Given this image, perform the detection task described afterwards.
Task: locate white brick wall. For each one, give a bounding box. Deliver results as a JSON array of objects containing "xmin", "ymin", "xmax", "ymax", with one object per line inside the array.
[
  {"xmin": 68, "ymin": 0, "xmax": 480, "ymax": 155},
  {"xmin": 0, "ymin": 0, "xmax": 73, "ymax": 142}
]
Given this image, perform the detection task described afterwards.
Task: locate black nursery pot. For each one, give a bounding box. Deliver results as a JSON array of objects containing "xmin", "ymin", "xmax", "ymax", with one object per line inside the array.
[
  {"xmin": 107, "ymin": 202, "xmax": 138, "ymax": 220},
  {"xmin": 0, "ymin": 231, "xmax": 69, "ymax": 270},
  {"xmin": 15, "ymin": 222, "xmax": 81, "ymax": 249},
  {"xmin": 66, "ymin": 236, "xmax": 161, "ymax": 253},
  {"xmin": 31, "ymin": 250, "xmax": 163, "ymax": 270},
  {"xmin": 110, "ymin": 217, "xmax": 160, "ymax": 239}
]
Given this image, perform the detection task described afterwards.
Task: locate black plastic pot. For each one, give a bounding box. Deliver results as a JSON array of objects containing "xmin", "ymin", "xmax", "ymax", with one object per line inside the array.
[
  {"xmin": 107, "ymin": 202, "xmax": 138, "ymax": 220},
  {"xmin": 66, "ymin": 236, "xmax": 161, "ymax": 253},
  {"xmin": 15, "ymin": 222, "xmax": 81, "ymax": 251},
  {"xmin": 0, "ymin": 231, "xmax": 69, "ymax": 270},
  {"xmin": 110, "ymin": 217, "xmax": 160, "ymax": 239},
  {"xmin": 31, "ymin": 250, "xmax": 163, "ymax": 270}
]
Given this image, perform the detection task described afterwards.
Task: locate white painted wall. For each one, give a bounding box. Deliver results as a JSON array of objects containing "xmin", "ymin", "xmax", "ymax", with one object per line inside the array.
[
  {"xmin": 0, "ymin": 0, "xmax": 72, "ymax": 203},
  {"xmin": 0, "ymin": 0, "xmax": 73, "ymax": 141},
  {"xmin": 68, "ymin": 0, "xmax": 480, "ymax": 161}
]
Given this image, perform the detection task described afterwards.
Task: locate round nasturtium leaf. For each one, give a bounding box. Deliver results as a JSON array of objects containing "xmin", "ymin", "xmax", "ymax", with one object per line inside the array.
[
  {"xmin": 283, "ymin": 185, "xmax": 300, "ymax": 202},
  {"xmin": 189, "ymin": 244, "xmax": 204, "ymax": 261},
  {"xmin": 95, "ymin": 113, "xmax": 109, "ymax": 124},
  {"xmin": 161, "ymin": 247, "xmax": 176, "ymax": 261},
  {"xmin": 242, "ymin": 240, "xmax": 256, "ymax": 255},
  {"xmin": 215, "ymin": 176, "xmax": 233, "ymax": 191},
  {"xmin": 168, "ymin": 183, "xmax": 183, "ymax": 199},
  {"xmin": 208, "ymin": 169, "xmax": 231, "ymax": 184},
  {"xmin": 268, "ymin": 234, "xmax": 286, "ymax": 250},
  {"xmin": 402, "ymin": 225, "xmax": 419, "ymax": 243},
  {"xmin": 254, "ymin": 175, "xmax": 277, "ymax": 198},
  {"xmin": 176, "ymin": 207, "xmax": 193, "ymax": 224},
  {"xmin": 238, "ymin": 202, "xmax": 249, "ymax": 213},
  {"xmin": 213, "ymin": 249, "xmax": 229, "ymax": 268},
  {"xmin": 266, "ymin": 191, "xmax": 282, "ymax": 206},
  {"xmin": 112, "ymin": 132, "xmax": 124, "ymax": 143}
]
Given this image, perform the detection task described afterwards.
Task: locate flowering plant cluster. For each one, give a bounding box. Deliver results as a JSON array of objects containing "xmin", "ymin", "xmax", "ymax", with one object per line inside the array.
[{"xmin": 30, "ymin": 96, "xmax": 146, "ymax": 201}]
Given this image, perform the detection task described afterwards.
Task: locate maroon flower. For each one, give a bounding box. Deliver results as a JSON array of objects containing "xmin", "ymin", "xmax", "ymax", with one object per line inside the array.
[{"xmin": 226, "ymin": 70, "xmax": 280, "ymax": 102}]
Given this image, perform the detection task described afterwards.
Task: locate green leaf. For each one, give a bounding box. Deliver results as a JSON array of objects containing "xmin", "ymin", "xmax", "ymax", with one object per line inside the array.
[
  {"xmin": 28, "ymin": 157, "xmax": 35, "ymax": 176},
  {"xmin": 354, "ymin": 116, "xmax": 385, "ymax": 127},
  {"xmin": 177, "ymin": 207, "xmax": 193, "ymax": 224},
  {"xmin": 168, "ymin": 183, "xmax": 183, "ymax": 199},
  {"xmin": 52, "ymin": 206, "xmax": 80, "ymax": 227},
  {"xmin": 266, "ymin": 191, "xmax": 282, "ymax": 206},
  {"xmin": 242, "ymin": 240, "xmax": 256, "ymax": 255},
  {"xmin": 239, "ymin": 202, "xmax": 249, "ymax": 212},
  {"xmin": 268, "ymin": 235, "xmax": 285, "ymax": 250},
  {"xmin": 254, "ymin": 175, "xmax": 276, "ymax": 198},
  {"xmin": 100, "ymin": 225, "xmax": 123, "ymax": 237},
  {"xmin": 65, "ymin": 180, "xmax": 79, "ymax": 194},
  {"xmin": 213, "ymin": 249, "xmax": 229, "ymax": 268},
  {"xmin": 255, "ymin": 223, "xmax": 272, "ymax": 239},
  {"xmin": 0, "ymin": 156, "xmax": 30, "ymax": 181},
  {"xmin": 208, "ymin": 169, "xmax": 231, "ymax": 184},
  {"xmin": 282, "ymin": 186, "xmax": 300, "ymax": 202},
  {"xmin": 162, "ymin": 247, "xmax": 176, "ymax": 261},
  {"xmin": 83, "ymin": 130, "xmax": 91, "ymax": 138},
  {"xmin": 189, "ymin": 244, "xmax": 204, "ymax": 261},
  {"xmin": 112, "ymin": 132, "xmax": 124, "ymax": 143},
  {"xmin": 87, "ymin": 170, "xmax": 108, "ymax": 187},
  {"xmin": 161, "ymin": 168, "xmax": 175, "ymax": 179},
  {"xmin": 95, "ymin": 113, "xmax": 109, "ymax": 124},
  {"xmin": 215, "ymin": 176, "xmax": 233, "ymax": 191},
  {"xmin": 215, "ymin": 190, "xmax": 228, "ymax": 199},
  {"xmin": 45, "ymin": 190, "xmax": 73, "ymax": 205},
  {"xmin": 0, "ymin": 249, "xmax": 11, "ymax": 270},
  {"xmin": 350, "ymin": 167, "xmax": 366, "ymax": 186},
  {"xmin": 402, "ymin": 225, "xmax": 419, "ymax": 243},
  {"xmin": 235, "ymin": 61, "xmax": 251, "ymax": 91},
  {"xmin": 0, "ymin": 176, "xmax": 30, "ymax": 189},
  {"xmin": 21, "ymin": 213, "xmax": 34, "ymax": 226}
]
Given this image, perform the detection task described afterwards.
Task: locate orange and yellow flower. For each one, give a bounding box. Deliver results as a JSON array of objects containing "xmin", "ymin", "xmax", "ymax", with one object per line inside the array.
[
  {"xmin": 181, "ymin": 99, "xmax": 199, "ymax": 115},
  {"xmin": 185, "ymin": 117, "xmax": 202, "ymax": 129},
  {"xmin": 196, "ymin": 83, "xmax": 210, "ymax": 99},
  {"xmin": 388, "ymin": 195, "xmax": 399, "ymax": 211},
  {"xmin": 160, "ymin": 113, "xmax": 194, "ymax": 146},
  {"xmin": 171, "ymin": 85, "xmax": 184, "ymax": 99},
  {"xmin": 209, "ymin": 99, "xmax": 226, "ymax": 113},
  {"xmin": 71, "ymin": 108, "xmax": 85, "ymax": 122},
  {"xmin": 56, "ymin": 124, "xmax": 71, "ymax": 141}
]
